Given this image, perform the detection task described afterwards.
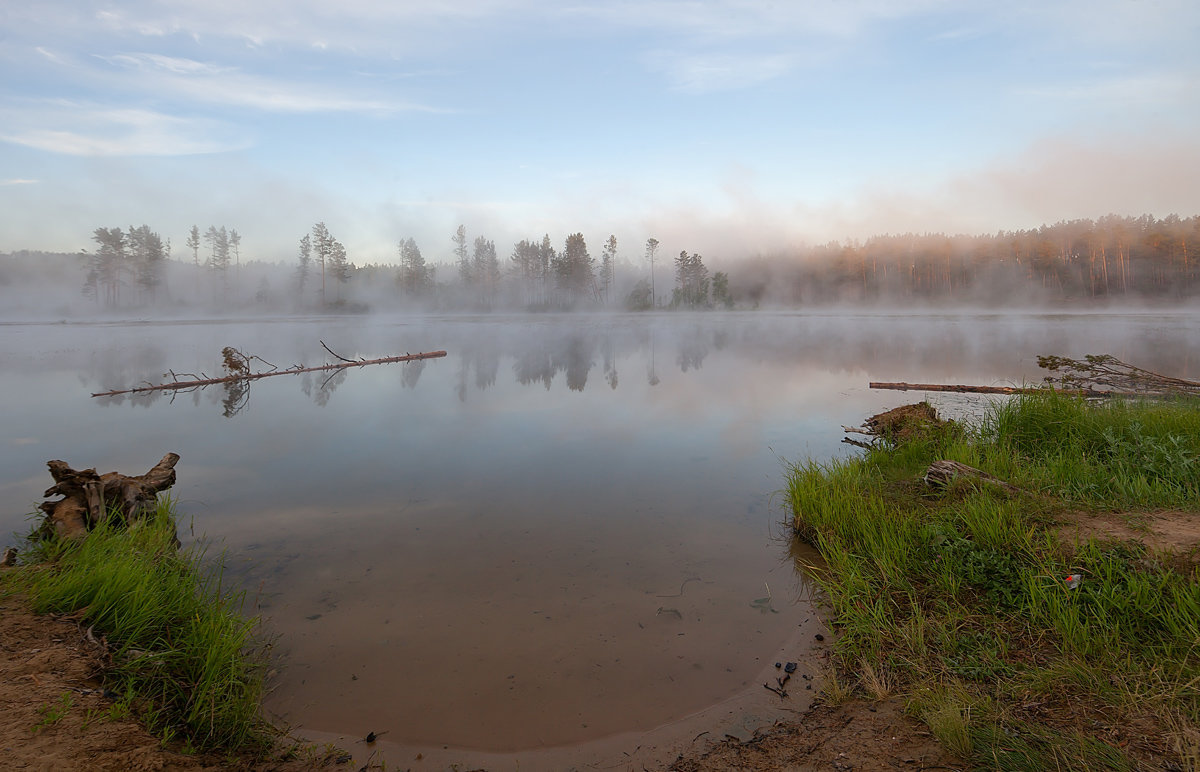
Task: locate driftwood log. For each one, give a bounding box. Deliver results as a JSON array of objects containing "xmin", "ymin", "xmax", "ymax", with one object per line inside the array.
[
  {"xmin": 39, "ymin": 453, "xmax": 180, "ymax": 540},
  {"xmin": 870, "ymin": 382, "xmax": 1103, "ymax": 397},
  {"xmin": 923, "ymin": 459, "xmax": 1022, "ymax": 493}
]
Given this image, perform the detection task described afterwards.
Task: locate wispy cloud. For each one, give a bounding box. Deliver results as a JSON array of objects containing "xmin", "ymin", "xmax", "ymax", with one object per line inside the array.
[
  {"xmin": 561, "ymin": 0, "xmax": 950, "ymax": 41},
  {"xmin": 928, "ymin": 26, "xmax": 983, "ymax": 42},
  {"xmin": 0, "ymin": 103, "xmax": 250, "ymax": 156},
  {"xmin": 1017, "ymin": 74, "xmax": 1195, "ymax": 107},
  {"xmin": 93, "ymin": 51, "xmax": 443, "ymax": 114},
  {"xmin": 646, "ymin": 50, "xmax": 798, "ymax": 93},
  {"xmin": 82, "ymin": 0, "xmax": 534, "ymax": 54},
  {"xmin": 99, "ymin": 52, "xmax": 230, "ymax": 76},
  {"xmin": 0, "ymin": 179, "xmax": 40, "ymax": 186}
]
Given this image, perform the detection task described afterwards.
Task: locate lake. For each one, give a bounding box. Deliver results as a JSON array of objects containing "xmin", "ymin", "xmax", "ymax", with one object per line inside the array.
[{"xmin": 2, "ymin": 310, "xmax": 1196, "ymax": 768}]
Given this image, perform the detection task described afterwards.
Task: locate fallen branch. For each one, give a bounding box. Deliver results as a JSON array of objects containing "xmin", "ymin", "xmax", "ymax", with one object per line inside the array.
[
  {"xmin": 869, "ymin": 382, "xmax": 1101, "ymax": 396},
  {"xmin": 1038, "ymin": 354, "xmax": 1200, "ymax": 396},
  {"xmin": 923, "ymin": 459, "xmax": 1023, "ymax": 493},
  {"xmin": 92, "ymin": 349, "xmax": 447, "ymax": 398},
  {"xmin": 872, "ymin": 355, "xmax": 1200, "ymax": 399}
]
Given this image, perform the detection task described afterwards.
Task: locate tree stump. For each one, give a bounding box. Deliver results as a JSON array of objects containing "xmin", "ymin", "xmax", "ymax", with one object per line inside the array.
[{"xmin": 38, "ymin": 453, "xmax": 180, "ymax": 540}]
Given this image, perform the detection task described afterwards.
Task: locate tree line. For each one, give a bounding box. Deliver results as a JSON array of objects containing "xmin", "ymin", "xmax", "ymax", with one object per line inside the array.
[
  {"xmin": 735, "ymin": 213, "xmax": 1200, "ymax": 305},
  {"xmin": 385, "ymin": 227, "xmax": 724, "ymax": 311},
  {"xmin": 58, "ymin": 212, "xmax": 1200, "ymax": 312}
]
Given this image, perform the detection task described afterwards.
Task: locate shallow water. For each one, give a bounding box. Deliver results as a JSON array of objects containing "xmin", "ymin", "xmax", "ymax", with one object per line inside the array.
[{"xmin": 2, "ymin": 310, "xmax": 1196, "ymax": 760}]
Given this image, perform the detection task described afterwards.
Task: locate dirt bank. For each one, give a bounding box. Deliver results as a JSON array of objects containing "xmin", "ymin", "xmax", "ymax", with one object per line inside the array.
[{"xmin": 0, "ymin": 594, "xmax": 344, "ymax": 771}]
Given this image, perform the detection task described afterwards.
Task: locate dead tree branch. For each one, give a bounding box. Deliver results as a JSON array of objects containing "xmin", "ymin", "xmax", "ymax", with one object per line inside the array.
[
  {"xmin": 92, "ymin": 349, "xmax": 447, "ymax": 398},
  {"xmin": 319, "ymin": 340, "xmax": 361, "ymax": 364},
  {"xmin": 1038, "ymin": 354, "xmax": 1200, "ymax": 396}
]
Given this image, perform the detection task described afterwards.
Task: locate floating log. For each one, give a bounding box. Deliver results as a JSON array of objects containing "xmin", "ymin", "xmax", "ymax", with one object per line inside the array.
[
  {"xmin": 39, "ymin": 453, "xmax": 180, "ymax": 539},
  {"xmin": 869, "ymin": 382, "xmax": 1102, "ymax": 397},
  {"xmin": 91, "ymin": 350, "xmax": 447, "ymax": 398}
]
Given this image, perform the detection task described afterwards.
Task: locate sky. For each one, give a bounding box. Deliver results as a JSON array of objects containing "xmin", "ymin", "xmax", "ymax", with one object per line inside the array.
[{"xmin": 1, "ymin": 0, "xmax": 1198, "ymax": 267}]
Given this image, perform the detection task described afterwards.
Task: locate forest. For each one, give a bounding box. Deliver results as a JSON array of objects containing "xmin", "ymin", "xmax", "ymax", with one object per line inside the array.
[{"xmin": 1, "ymin": 212, "xmax": 1197, "ymax": 316}]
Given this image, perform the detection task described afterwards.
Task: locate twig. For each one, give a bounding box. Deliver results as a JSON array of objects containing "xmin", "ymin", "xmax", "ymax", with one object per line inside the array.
[
  {"xmin": 320, "ymin": 340, "xmax": 357, "ymax": 364},
  {"xmin": 763, "ymin": 683, "xmax": 788, "ymax": 698},
  {"xmin": 319, "ymin": 368, "xmax": 346, "ymax": 391}
]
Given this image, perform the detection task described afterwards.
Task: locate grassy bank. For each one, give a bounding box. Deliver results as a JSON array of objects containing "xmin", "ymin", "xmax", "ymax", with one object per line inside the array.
[
  {"xmin": 0, "ymin": 498, "xmax": 272, "ymax": 755},
  {"xmin": 788, "ymin": 392, "xmax": 1200, "ymax": 770}
]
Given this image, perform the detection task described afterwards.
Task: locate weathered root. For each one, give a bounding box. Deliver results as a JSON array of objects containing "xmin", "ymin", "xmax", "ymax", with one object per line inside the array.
[{"xmin": 38, "ymin": 453, "xmax": 180, "ymax": 539}]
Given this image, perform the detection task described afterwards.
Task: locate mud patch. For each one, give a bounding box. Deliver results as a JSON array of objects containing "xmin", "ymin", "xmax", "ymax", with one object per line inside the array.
[
  {"xmin": 667, "ymin": 698, "xmax": 960, "ymax": 772},
  {"xmin": 1057, "ymin": 509, "xmax": 1200, "ymax": 570}
]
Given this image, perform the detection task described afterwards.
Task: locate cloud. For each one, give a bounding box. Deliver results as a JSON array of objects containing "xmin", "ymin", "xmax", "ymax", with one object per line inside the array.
[
  {"xmin": 646, "ymin": 50, "xmax": 798, "ymax": 93},
  {"xmin": 100, "ymin": 52, "xmax": 230, "ymax": 75},
  {"xmin": 71, "ymin": 0, "xmax": 536, "ymax": 55},
  {"xmin": 0, "ymin": 103, "xmax": 250, "ymax": 156},
  {"xmin": 0, "ymin": 179, "xmax": 40, "ymax": 186},
  {"xmin": 1017, "ymin": 74, "xmax": 1195, "ymax": 109},
  {"xmin": 92, "ymin": 51, "xmax": 443, "ymax": 114},
  {"xmin": 561, "ymin": 0, "xmax": 950, "ymax": 42}
]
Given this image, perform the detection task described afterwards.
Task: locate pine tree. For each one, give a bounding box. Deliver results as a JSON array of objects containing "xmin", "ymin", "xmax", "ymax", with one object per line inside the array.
[
  {"xmin": 554, "ymin": 233, "xmax": 595, "ymax": 305},
  {"xmin": 600, "ymin": 235, "xmax": 617, "ymax": 305},
  {"xmin": 472, "ymin": 236, "xmax": 499, "ymax": 308},
  {"xmin": 645, "ymin": 237, "xmax": 660, "ymax": 307},
  {"xmin": 311, "ymin": 222, "xmax": 332, "ymax": 306},
  {"xmin": 398, "ymin": 237, "xmax": 430, "ymax": 296},
  {"xmin": 296, "ymin": 233, "xmax": 312, "ymax": 301},
  {"xmin": 453, "ymin": 225, "xmax": 470, "ymax": 287}
]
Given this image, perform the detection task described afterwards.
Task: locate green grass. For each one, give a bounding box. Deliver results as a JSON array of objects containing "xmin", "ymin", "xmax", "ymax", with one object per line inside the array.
[
  {"xmin": 787, "ymin": 391, "xmax": 1200, "ymax": 770},
  {"xmin": 980, "ymin": 392, "xmax": 1200, "ymax": 507},
  {"xmin": 1, "ymin": 498, "xmax": 271, "ymax": 753},
  {"xmin": 35, "ymin": 692, "xmax": 74, "ymax": 732}
]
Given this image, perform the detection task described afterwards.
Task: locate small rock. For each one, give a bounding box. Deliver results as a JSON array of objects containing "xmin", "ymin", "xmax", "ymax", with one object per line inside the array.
[{"xmin": 814, "ymin": 633, "xmax": 825, "ymax": 642}]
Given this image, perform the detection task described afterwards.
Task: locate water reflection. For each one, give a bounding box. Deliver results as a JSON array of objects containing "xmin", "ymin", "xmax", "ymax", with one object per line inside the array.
[
  {"xmin": 74, "ymin": 312, "xmax": 1200, "ymax": 416},
  {"xmin": 3, "ymin": 311, "xmax": 1198, "ymax": 758}
]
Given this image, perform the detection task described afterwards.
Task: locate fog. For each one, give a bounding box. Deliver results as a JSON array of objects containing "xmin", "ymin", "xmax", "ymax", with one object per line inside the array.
[{"xmin": 4, "ymin": 207, "xmax": 1199, "ymax": 322}]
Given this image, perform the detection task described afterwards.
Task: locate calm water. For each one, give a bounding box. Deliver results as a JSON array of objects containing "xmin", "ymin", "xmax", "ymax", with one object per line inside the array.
[{"xmin": 2, "ymin": 310, "xmax": 1197, "ymax": 766}]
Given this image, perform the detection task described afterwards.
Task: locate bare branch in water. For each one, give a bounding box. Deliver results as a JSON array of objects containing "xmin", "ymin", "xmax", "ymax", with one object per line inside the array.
[{"xmin": 1038, "ymin": 354, "xmax": 1200, "ymax": 396}]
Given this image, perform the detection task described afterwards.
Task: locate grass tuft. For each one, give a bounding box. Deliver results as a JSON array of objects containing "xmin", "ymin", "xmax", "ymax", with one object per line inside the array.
[{"xmin": 2, "ymin": 498, "xmax": 272, "ymax": 753}]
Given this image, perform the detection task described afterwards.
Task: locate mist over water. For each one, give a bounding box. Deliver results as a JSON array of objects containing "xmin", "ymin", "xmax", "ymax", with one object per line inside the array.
[{"xmin": 2, "ymin": 310, "xmax": 1197, "ymax": 758}]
